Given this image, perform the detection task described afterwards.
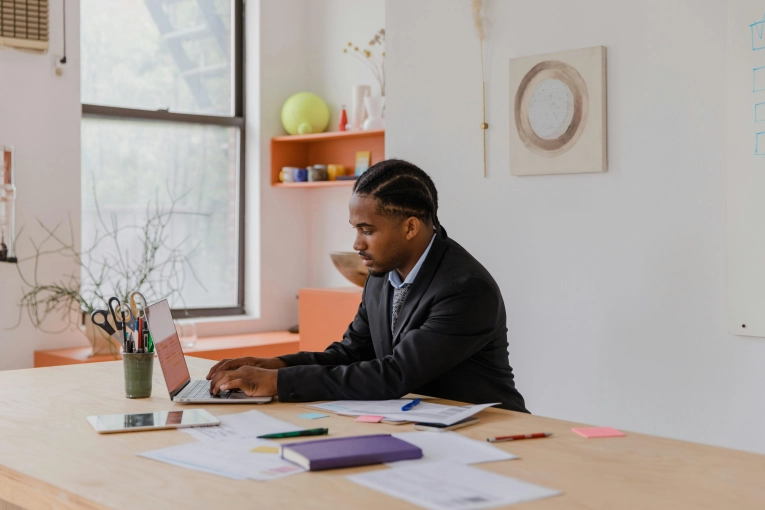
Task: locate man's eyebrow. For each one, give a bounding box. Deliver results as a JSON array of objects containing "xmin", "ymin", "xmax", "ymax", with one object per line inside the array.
[{"xmin": 351, "ymin": 222, "xmax": 375, "ymax": 228}]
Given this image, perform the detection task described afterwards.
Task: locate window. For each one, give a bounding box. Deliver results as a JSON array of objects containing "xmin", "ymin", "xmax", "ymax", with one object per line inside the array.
[{"xmin": 81, "ymin": 0, "xmax": 244, "ymax": 317}]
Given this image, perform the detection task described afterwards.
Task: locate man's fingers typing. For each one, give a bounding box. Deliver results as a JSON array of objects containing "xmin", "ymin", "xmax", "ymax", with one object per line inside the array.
[
  {"xmin": 206, "ymin": 359, "xmax": 232, "ymax": 380},
  {"xmin": 210, "ymin": 370, "xmax": 237, "ymax": 395},
  {"xmin": 220, "ymin": 378, "xmax": 250, "ymax": 395}
]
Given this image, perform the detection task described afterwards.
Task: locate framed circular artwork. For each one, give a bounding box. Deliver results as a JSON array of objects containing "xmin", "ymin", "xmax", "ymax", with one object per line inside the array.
[{"xmin": 509, "ymin": 46, "xmax": 607, "ymax": 176}]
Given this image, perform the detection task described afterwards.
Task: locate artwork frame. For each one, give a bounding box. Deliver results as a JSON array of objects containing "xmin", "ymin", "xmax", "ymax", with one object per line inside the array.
[{"xmin": 509, "ymin": 46, "xmax": 608, "ymax": 176}]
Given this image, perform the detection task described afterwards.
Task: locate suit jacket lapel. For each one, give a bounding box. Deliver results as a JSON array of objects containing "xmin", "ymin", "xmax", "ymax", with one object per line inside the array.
[
  {"xmin": 378, "ymin": 279, "xmax": 394, "ymax": 356},
  {"xmin": 391, "ymin": 227, "xmax": 449, "ymax": 346}
]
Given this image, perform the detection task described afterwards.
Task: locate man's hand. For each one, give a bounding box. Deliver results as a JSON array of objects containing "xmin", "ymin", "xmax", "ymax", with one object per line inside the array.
[
  {"xmin": 209, "ymin": 365, "xmax": 279, "ymax": 397},
  {"xmin": 206, "ymin": 356, "xmax": 286, "ymax": 381}
]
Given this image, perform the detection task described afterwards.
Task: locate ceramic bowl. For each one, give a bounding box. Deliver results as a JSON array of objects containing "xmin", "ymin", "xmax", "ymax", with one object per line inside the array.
[{"xmin": 330, "ymin": 252, "xmax": 369, "ymax": 287}]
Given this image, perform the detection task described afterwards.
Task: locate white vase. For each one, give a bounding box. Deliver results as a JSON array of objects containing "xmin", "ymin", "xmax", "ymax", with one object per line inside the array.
[
  {"xmin": 351, "ymin": 85, "xmax": 371, "ymax": 131},
  {"xmin": 363, "ymin": 95, "xmax": 385, "ymax": 130}
]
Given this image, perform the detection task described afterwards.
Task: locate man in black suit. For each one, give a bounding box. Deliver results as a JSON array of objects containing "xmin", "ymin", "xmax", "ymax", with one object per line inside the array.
[{"xmin": 208, "ymin": 159, "xmax": 528, "ymax": 413}]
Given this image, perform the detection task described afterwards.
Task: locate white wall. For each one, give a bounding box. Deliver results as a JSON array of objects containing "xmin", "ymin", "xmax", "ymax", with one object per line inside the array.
[
  {"xmin": 0, "ymin": 0, "xmax": 382, "ymax": 362},
  {"xmin": 231, "ymin": 0, "xmax": 314, "ymax": 334},
  {"xmin": 386, "ymin": 0, "xmax": 765, "ymax": 454},
  {"xmin": 304, "ymin": 0, "xmax": 385, "ymax": 289},
  {"xmin": 0, "ymin": 0, "xmax": 83, "ymax": 369},
  {"xmin": 202, "ymin": 0, "xmax": 385, "ymax": 334}
]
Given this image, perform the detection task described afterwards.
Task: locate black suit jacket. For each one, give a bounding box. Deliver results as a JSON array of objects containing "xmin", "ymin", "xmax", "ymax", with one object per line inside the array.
[{"xmin": 277, "ymin": 226, "xmax": 528, "ymax": 413}]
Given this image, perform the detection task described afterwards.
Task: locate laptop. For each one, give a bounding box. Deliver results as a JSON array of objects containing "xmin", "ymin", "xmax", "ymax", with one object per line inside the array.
[{"xmin": 144, "ymin": 300, "xmax": 272, "ymax": 404}]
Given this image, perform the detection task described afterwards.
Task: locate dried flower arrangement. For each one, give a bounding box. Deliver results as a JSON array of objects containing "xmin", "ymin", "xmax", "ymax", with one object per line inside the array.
[
  {"xmin": 472, "ymin": 0, "xmax": 488, "ymax": 178},
  {"xmin": 343, "ymin": 28, "xmax": 386, "ymax": 96}
]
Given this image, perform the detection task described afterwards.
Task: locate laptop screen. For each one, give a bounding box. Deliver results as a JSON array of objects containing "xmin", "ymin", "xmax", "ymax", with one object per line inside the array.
[{"xmin": 144, "ymin": 300, "xmax": 190, "ymax": 396}]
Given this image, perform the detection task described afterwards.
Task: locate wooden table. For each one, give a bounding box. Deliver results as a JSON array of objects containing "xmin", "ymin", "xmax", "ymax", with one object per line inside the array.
[{"xmin": 0, "ymin": 359, "xmax": 763, "ymax": 510}]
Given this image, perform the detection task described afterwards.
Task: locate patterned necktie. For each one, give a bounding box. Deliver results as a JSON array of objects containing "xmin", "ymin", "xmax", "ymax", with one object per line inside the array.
[{"xmin": 391, "ymin": 285, "xmax": 411, "ymax": 335}]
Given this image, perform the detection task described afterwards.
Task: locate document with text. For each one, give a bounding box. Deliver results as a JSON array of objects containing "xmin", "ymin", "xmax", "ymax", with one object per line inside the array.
[
  {"xmin": 348, "ymin": 461, "xmax": 560, "ymax": 510},
  {"xmin": 180, "ymin": 410, "xmax": 304, "ymax": 442},
  {"xmin": 307, "ymin": 400, "xmax": 500, "ymax": 425},
  {"xmin": 140, "ymin": 438, "xmax": 303, "ymax": 481}
]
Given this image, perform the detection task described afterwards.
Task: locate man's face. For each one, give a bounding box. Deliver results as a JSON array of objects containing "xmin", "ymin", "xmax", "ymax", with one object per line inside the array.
[{"xmin": 349, "ymin": 194, "xmax": 411, "ymax": 277}]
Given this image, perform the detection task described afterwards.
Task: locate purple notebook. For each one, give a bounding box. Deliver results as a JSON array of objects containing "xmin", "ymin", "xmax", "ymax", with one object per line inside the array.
[{"xmin": 281, "ymin": 434, "xmax": 422, "ymax": 471}]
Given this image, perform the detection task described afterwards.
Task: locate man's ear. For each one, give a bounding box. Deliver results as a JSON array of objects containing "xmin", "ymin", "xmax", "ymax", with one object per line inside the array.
[{"xmin": 404, "ymin": 217, "xmax": 420, "ymax": 240}]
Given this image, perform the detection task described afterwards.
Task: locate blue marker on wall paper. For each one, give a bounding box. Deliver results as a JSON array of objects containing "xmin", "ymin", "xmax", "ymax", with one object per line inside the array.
[
  {"xmin": 754, "ymin": 103, "xmax": 765, "ymax": 122},
  {"xmin": 754, "ymin": 133, "xmax": 765, "ymax": 155},
  {"xmin": 753, "ymin": 66, "xmax": 765, "ymax": 92},
  {"xmin": 751, "ymin": 14, "xmax": 765, "ymax": 50}
]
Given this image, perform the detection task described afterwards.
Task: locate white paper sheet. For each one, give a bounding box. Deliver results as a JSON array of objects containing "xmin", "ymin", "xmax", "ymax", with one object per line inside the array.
[
  {"xmin": 306, "ymin": 401, "xmax": 408, "ymax": 422},
  {"xmin": 180, "ymin": 410, "xmax": 304, "ymax": 442},
  {"xmin": 307, "ymin": 401, "xmax": 500, "ymax": 426},
  {"xmin": 348, "ymin": 461, "xmax": 561, "ymax": 510},
  {"xmin": 387, "ymin": 432, "xmax": 518, "ymax": 467},
  {"xmin": 140, "ymin": 438, "xmax": 304, "ymax": 481}
]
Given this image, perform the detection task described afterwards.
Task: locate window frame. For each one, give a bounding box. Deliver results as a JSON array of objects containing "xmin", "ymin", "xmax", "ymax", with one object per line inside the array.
[{"xmin": 81, "ymin": 0, "xmax": 246, "ymax": 319}]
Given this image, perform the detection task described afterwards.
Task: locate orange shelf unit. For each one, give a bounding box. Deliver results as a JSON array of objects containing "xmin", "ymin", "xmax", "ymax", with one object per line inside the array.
[
  {"xmin": 33, "ymin": 331, "xmax": 300, "ymax": 368},
  {"xmin": 271, "ymin": 129, "xmax": 384, "ymax": 186},
  {"xmin": 273, "ymin": 180, "xmax": 354, "ymax": 189},
  {"xmin": 298, "ymin": 287, "xmax": 363, "ymax": 352}
]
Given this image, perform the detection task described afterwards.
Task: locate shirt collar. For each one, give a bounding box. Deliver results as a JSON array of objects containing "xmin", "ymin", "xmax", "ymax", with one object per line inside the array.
[{"xmin": 388, "ymin": 233, "xmax": 436, "ymax": 289}]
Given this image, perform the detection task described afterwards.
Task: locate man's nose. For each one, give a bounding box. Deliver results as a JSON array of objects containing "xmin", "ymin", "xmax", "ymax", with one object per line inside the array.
[{"xmin": 353, "ymin": 236, "xmax": 365, "ymax": 252}]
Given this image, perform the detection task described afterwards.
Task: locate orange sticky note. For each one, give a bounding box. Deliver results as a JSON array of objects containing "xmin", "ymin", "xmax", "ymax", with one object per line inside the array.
[
  {"xmin": 571, "ymin": 427, "xmax": 625, "ymax": 438},
  {"xmin": 250, "ymin": 446, "xmax": 280, "ymax": 454},
  {"xmin": 355, "ymin": 415, "xmax": 384, "ymax": 423}
]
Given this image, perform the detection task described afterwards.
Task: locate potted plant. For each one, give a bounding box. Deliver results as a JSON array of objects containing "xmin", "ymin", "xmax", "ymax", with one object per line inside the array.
[{"xmin": 9, "ymin": 193, "xmax": 201, "ymax": 357}]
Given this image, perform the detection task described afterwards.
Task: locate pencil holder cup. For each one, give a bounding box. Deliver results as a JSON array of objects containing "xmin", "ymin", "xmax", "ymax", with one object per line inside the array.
[{"xmin": 123, "ymin": 352, "xmax": 154, "ymax": 398}]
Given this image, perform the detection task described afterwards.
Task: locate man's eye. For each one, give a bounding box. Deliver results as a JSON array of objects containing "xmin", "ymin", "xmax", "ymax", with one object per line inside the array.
[{"xmin": 362, "ymin": 231, "xmax": 372, "ymax": 235}]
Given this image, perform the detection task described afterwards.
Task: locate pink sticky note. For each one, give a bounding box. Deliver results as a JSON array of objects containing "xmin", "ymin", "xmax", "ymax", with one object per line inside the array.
[
  {"xmin": 571, "ymin": 426, "xmax": 625, "ymax": 438},
  {"xmin": 355, "ymin": 415, "xmax": 384, "ymax": 423}
]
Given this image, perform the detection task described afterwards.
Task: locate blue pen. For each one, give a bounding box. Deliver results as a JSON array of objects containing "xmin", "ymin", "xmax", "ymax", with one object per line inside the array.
[{"xmin": 401, "ymin": 398, "xmax": 421, "ymax": 411}]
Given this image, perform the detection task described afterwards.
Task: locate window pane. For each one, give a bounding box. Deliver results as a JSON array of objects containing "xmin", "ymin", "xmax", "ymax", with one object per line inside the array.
[
  {"xmin": 81, "ymin": 0, "xmax": 234, "ymax": 116},
  {"xmin": 81, "ymin": 118, "xmax": 240, "ymax": 309}
]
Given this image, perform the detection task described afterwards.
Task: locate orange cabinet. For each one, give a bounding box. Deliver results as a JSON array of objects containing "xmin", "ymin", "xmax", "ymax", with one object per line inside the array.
[{"xmin": 298, "ymin": 287, "xmax": 363, "ymax": 352}]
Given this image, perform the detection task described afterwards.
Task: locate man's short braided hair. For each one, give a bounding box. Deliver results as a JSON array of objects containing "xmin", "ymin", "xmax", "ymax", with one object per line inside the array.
[{"xmin": 352, "ymin": 159, "xmax": 440, "ymax": 229}]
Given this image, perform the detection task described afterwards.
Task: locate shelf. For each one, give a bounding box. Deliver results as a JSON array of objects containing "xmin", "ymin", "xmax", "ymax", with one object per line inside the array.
[
  {"xmin": 272, "ymin": 129, "xmax": 384, "ymax": 143},
  {"xmin": 271, "ymin": 129, "xmax": 384, "ymax": 187},
  {"xmin": 273, "ymin": 180, "xmax": 356, "ymax": 189}
]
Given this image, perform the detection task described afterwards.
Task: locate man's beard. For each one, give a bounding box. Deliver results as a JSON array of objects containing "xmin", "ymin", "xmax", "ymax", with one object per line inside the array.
[{"xmin": 368, "ymin": 268, "xmax": 387, "ymax": 278}]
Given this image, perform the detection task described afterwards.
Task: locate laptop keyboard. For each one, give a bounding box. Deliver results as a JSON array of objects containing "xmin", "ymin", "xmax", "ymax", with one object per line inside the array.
[{"xmin": 179, "ymin": 380, "xmax": 232, "ymax": 400}]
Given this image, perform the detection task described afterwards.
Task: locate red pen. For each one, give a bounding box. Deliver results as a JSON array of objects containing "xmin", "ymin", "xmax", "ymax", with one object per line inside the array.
[
  {"xmin": 137, "ymin": 317, "xmax": 144, "ymax": 352},
  {"xmin": 487, "ymin": 432, "xmax": 552, "ymax": 443}
]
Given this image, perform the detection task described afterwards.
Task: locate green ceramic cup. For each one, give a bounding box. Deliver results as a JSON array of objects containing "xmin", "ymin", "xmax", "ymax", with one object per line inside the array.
[{"xmin": 123, "ymin": 352, "xmax": 154, "ymax": 398}]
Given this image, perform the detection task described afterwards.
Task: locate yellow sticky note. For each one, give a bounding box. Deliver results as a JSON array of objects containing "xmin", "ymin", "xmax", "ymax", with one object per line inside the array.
[{"xmin": 251, "ymin": 446, "xmax": 280, "ymax": 454}]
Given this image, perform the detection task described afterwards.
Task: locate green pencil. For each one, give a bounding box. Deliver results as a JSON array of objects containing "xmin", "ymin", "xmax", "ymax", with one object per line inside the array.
[{"xmin": 257, "ymin": 428, "xmax": 328, "ymax": 439}]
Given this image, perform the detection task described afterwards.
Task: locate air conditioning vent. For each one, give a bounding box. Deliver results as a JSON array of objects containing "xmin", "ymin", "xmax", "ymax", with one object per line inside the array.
[{"xmin": 0, "ymin": 0, "xmax": 49, "ymax": 52}]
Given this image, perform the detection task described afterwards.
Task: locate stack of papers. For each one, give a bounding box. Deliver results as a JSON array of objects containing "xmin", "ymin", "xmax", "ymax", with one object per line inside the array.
[
  {"xmin": 348, "ymin": 461, "xmax": 561, "ymax": 510},
  {"xmin": 141, "ymin": 438, "xmax": 303, "ymax": 480},
  {"xmin": 141, "ymin": 410, "xmax": 307, "ymax": 480},
  {"xmin": 180, "ymin": 410, "xmax": 305, "ymax": 442},
  {"xmin": 307, "ymin": 400, "xmax": 499, "ymax": 425},
  {"xmin": 138, "ymin": 409, "xmax": 563, "ymax": 507}
]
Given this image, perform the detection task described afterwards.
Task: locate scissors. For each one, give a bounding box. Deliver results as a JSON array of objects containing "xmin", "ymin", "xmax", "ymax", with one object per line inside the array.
[
  {"xmin": 91, "ymin": 297, "xmax": 134, "ymax": 337},
  {"xmin": 129, "ymin": 291, "xmax": 148, "ymax": 321},
  {"xmin": 90, "ymin": 308, "xmax": 117, "ymax": 337},
  {"xmin": 108, "ymin": 296, "xmax": 135, "ymax": 332}
]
